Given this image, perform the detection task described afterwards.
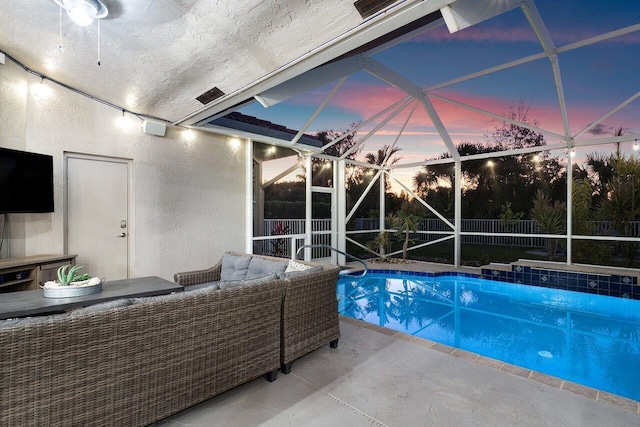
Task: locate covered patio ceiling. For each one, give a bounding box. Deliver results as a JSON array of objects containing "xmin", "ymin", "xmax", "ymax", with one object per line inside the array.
[{"xmin": 0, "ymin": 0, "xmax": 450, "ymax": 126}]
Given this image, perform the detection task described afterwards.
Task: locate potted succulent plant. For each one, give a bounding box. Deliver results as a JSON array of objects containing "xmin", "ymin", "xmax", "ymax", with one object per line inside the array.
[{"xmin": 42, "ymin": 265, "xmax": 103, "ymax": 298}]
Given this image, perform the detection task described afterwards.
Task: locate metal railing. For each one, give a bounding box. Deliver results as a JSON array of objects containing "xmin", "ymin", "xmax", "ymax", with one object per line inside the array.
[
  {"xmin": 261, "ymin": 219, "xmax": 331, "ymax": 256},
  {"xmin": 260, "ymin": 218, "xmax": 640, "ymax": 257},
  {"xmin": 353, "ymin": 218, "xmax": 547, "ymax": 247}
]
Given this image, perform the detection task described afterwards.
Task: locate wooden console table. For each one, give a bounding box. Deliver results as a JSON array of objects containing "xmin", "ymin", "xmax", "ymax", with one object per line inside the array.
[
  {"xmin": 0, "ymin": 254, "xmax": 78, "ymax": 292},
  {"xmin": 0, "ymin": 276, "xmax": 184, "ymax": 320}
]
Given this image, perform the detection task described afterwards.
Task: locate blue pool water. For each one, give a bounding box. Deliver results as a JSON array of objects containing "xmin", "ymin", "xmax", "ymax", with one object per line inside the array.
[{"xmin": 337, "ymin": 271, "xmax": 640, "ymax": 401}]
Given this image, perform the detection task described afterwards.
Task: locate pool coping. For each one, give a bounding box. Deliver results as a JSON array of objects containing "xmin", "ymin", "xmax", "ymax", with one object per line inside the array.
[{"xmin": 339, "ymin": 314, "xmax": 640, "ymax": 416}]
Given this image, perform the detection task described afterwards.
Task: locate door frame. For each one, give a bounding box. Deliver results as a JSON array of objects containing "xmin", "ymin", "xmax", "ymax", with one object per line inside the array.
[{"xmin": 63, "ymin": 152, "xmax": 135, "ymax": 278}]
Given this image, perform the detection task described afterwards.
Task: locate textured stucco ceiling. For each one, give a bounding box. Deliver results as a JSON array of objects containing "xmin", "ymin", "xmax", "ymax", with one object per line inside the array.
[{"xmin": 0, "ymin": 0, "xmax": 364, "ymax": 122}]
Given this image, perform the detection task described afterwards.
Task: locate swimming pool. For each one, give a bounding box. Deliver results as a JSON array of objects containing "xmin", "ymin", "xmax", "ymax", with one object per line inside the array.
[{"xmin": 337, "ymin": 271, "xmax": 640, "ymax": 402}]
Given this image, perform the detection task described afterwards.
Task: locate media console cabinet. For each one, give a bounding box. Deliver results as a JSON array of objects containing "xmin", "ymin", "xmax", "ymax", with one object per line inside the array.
[{"xmin": 0, "ymin": 254, "xmax": 77, "ymax": 292}]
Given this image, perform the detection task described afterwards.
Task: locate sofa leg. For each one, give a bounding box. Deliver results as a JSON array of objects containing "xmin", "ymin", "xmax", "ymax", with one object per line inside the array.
[
  {"xmin": 281, "ymin": 362, "xmax": 293, "ymax": 374},
  {"xmin": 330, "ymin": 339, "xmax": 339, "ymax": 349},
  {"xmin": 265, "ymin": 369, "xmax": 279, "ymax": 382}
]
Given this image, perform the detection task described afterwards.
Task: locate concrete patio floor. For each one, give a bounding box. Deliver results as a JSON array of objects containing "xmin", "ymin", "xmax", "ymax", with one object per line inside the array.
[{"xmin": 155, "ymin": 317, "xmax": 640, "ymax": 426}]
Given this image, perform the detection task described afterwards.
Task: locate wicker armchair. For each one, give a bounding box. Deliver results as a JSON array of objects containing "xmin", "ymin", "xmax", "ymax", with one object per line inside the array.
[
  {"xmin": 280, "ymin": 260, "xmax": 341, "ymax": 373},
  {"xmin": 175, "ymin": 252, "xmax": 341, "ymax": 373}
]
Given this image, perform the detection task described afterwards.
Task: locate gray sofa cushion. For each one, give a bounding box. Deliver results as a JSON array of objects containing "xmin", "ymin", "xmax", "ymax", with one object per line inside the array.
[
  {"xmin": 182, "ymin": 285, "xmax": 219, "ymax": 296},
  {"xmin": 130, "ymin": 291, "xmax": 190, "ymax": 305},
  {"xmin": 281, "ymin": 265, "xmax": 323, "ymax": 279},
  {"xmin": 218, "ymin": 273, "xmax": 277, "ymax": 290},
  {"xmin": 185, "ymin": 281, "xmax": 220, "ymax": 292},
  {"xmin": 0, "ymin": 312, "xmax": 71, "ymax": 328},
  {"xmin": 0, "ymin": 299, "xmax": 134, "ymax": 327},
  {"xmin": 220, "ymin": 253, "xmax": 252, "ymax": 281},
  {"xmin": 69, "ymin": 298, "xmax": 132, "ymax": 316},
  {"xmin": 245, "ymin": 257, "xmax": 288, "ymax": 280}
]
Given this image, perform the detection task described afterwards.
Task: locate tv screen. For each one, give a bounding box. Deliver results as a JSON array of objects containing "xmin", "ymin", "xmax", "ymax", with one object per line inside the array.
[{"xmin": 0, "ymin": 148, "xmax": 54, "ymax": 213}]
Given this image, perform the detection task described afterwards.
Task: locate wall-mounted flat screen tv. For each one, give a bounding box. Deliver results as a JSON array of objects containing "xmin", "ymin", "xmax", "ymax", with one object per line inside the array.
[{"xmin": 0, "ymin": 148, "xmax": 54, "ymax": 213}]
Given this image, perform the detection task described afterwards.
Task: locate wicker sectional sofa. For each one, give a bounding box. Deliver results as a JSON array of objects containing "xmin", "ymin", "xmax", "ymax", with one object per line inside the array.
[
  {"xmin": 174, "ymin": 252, "xmax": 342, "ymax": 373},
  {"xmin": 0, "ymin": 252, "xmax": 340, "ymax": 426},
  {"xmin": 0, "ymin": 278, "xmax": 283, "ymax": 426}
]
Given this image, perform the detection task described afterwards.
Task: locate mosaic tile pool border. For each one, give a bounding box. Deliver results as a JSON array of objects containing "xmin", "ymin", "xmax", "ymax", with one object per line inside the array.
[
  {"xmin": 361, "ymin": 268, "xmax": 640, "ymax": 300},
  {"xmin": 480, "ymin": 266, "xmax": 639, "ymax": 300}
]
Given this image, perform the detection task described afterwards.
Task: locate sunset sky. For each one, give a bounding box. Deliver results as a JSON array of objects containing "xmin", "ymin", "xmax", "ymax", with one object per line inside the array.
[{"xmin": 242, "ymin": 0, "xmax": 640, "ymax": 191}]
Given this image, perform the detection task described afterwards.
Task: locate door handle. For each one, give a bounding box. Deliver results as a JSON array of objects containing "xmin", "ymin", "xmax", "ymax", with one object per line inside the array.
[{"xmin": 117, "ymin": 233, "xmax": 127, "ymax": 238}]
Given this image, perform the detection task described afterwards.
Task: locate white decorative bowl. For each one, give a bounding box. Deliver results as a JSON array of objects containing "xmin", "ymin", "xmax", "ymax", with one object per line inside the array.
[{"xmin": 43, "ymin": 281, "xmax": 103, "ymax": 298}]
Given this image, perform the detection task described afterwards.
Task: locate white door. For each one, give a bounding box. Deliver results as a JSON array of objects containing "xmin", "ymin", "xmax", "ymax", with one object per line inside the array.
[{"xmin": 66, "ymin": 155, "xmax": 130, "ymax": 281}]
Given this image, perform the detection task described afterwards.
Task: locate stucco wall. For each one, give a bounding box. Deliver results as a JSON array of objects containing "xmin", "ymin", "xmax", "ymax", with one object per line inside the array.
[
  {"xmin": 0, "ymin": 59, "xmax": 247, "ymax": 280},
  {"xmin": 0, "ymin": 57, "xmax": 28, "ymax": 257}
]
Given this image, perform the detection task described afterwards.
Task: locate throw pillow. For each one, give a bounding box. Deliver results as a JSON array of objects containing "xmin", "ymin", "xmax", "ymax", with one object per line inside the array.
[
  {"xmin": 285, "ymin": 259, "xmax": 314, "ymax": 273},
  {"xmin": 245, "ymin": 257, "xmax": 288, "ymax": 280},
  {"xmin": 220, "ymin": 253, "xmax": 252, "ymax": 281}
]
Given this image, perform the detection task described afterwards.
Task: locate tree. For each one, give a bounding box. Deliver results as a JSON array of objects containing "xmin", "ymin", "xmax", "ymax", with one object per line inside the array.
[
  {"xmin": 412, "ymin": 101, "xmax": 568, "ymax": 220},
  {"xmin": 500, "ymin": 201, "xmax": 524, "ymax": 231},
  {"xmin": 584, "ymin": 152, "xmax": 617, "ymax": 206},
  {"xmin": 572, "ymin": 178, "xmax": 610, "ymax": 264},
  {"xmin": 489, "ymin": 100, "xmax": 546, "ymax": 150},
  {"xmin": 499, "ymin": 201, "xmax": 524, "ymax": 249},
  {"xmin": 364, "ymin": 144, "xmax": 402, "ymax": 167},
  {"xmin": 307, "ymin": 126, "xmax": 362, "ymax": 186},
  {"xmin": 364, "ymin": 144, "xmax": 402, "ymax": 190},
  {"xmin": 366, "ymin": 230, "xmax": 391, "ymax": 260},
  {"xmin": 581, "ymin": 126, "xmax": 640, "ymax": 266},
  {"xmin": 597, "ymin": 155, "xmax": 640, "ymax": 266},
  {"xmin": 390, "ymin": 203, "xmax": 423, "ymax": 261},
  {"xmin": 530, "ymin": 190, "xmax": 566, "ymax": 260}
]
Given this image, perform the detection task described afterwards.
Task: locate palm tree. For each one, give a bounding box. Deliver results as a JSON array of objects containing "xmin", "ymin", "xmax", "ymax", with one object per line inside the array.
[
  {"xmin": 366, "ymin": 230, "xmax": 390, "ymax": 260},
  {"xmin": 391, "ymin": 204, "xmax": 422, "ymax": 261},
  {"xmin": 365, "ymin": 145, "xmax": 402, "ymax": 191},
  {"xmin": 599, "ymin": 155, "xmax": 640, "ymax": 266},
  {"xmin": 303, "ymin": 126, "xmax": 362, "ymax": 186},
  {"xmin": 572, "ymin": 178, "xmax": 610, "ymax": 264},
  {"xmin": 530, "ymin": 190, "xmax": 566, "ymax": 260},
  {"xmin": 364, "ymin": 144, "xmax": 402, "ymax": 167}
]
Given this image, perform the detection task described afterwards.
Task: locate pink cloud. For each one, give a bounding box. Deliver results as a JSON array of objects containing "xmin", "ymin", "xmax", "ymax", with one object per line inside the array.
[
  {"xmin": 305, "ymin": 83, "xmax": 499, "ymax": 135},
  {"xmin": 415, "ymin": 25, "xmax": 538, "ymax": 44},
  {"xmin": 303, "ymin": 82, "xmax": 638, "ymax": 146},
  {"xmin": 329, "ymin": 83, "xmax": 408, "ymax": 118}
]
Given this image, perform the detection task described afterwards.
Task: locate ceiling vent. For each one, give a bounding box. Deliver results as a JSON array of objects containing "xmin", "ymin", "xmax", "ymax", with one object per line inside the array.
[
  {"xmin": 196, "ymin": 87, "xmax": 225, "ymax": 105},
  {"xmin": 354, "ymin": 0, "xmax": 397, "ymax": 19}
]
